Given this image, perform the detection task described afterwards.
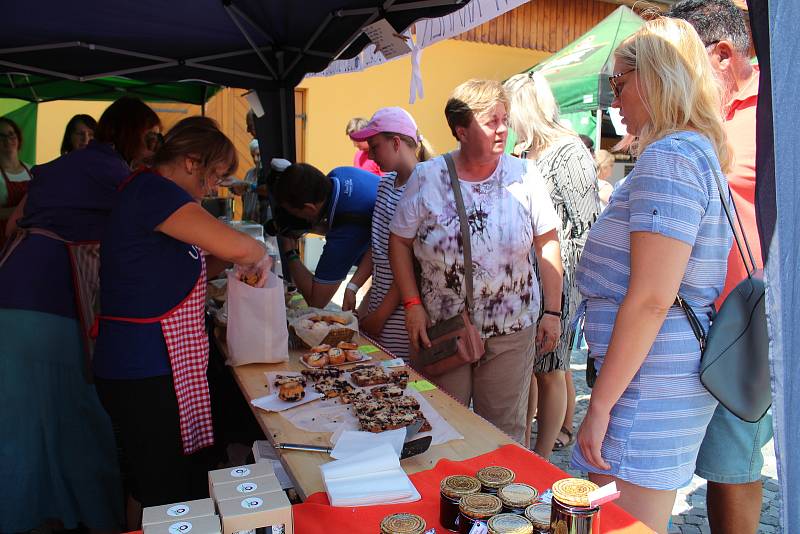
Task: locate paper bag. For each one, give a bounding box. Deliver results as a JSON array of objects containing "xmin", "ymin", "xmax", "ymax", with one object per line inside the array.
[{"xmin": 226, "ymin": 271, "xmax": 288, "ymax": 365}]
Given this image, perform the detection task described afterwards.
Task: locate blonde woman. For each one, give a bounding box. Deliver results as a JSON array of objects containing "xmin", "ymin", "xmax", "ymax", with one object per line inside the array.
[
  {"xmin": 504, "ymin": 72, "xmax": 601, "ymax": 458},
  {"xmin": 572, "ymin": 18, "xmax": 733, "ymax": 532},
  {"xmin": 343, "ymin": 107, "xmax": 435, "ymax": 359},
  {"xmin": 389, "ymin": 80, "xmax": 563, "ymax": 443}
]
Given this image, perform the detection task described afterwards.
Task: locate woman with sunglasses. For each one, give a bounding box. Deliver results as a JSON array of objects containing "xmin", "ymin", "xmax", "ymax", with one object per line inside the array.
[
  {"xmin": 93, "ymin": 116, "xmax": 268, "ymax": 508},
  {"xmin": 571, "ymin": 18, "xmax": 733, "ymax": 532},
  {"xmin": 0, "ymin": 97, "xmax": 161, "ymax": 533}
]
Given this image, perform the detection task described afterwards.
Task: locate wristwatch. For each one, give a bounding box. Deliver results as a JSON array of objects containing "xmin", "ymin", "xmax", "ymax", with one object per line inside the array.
[{"xmin": 284, "ymin": 248, "xmax": 301, "ymax": 262}]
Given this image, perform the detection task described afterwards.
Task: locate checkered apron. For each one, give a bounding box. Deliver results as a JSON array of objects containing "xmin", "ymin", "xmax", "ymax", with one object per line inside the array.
[{"xmin": 159, "ymin": 255, "xmax": 214, "ymax": 454}]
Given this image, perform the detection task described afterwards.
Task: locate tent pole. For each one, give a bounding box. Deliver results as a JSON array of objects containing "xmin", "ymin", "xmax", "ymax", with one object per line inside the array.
[
  {"xmin": 201, "ymin": 85, "xmax": 207, "ymax": 116},
  {"xmin": 595, "ymin": 108, "xmax": 602, "ymax": 152}
]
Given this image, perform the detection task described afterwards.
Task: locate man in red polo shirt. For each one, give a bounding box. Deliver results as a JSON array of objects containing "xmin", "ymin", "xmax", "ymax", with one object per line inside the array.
[{"xmin": 670, "ymin": 2, "xmax": 770, "ymax": 533}]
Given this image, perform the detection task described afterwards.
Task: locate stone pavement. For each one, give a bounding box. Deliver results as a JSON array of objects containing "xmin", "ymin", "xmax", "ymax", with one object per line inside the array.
[{"xmin": 538, "ymin": 349, "xmax": 782, "ymax": 534}]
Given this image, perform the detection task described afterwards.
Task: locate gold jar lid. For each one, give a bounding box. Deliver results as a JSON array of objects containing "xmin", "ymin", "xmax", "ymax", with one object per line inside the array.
[
  {"xmin": 380, "ymin": 513, "xmax": 426, "ymax": 534},
  {"xmin": 551, "ymin": 478, "xmax": 600, "ymax": 508},
  {"xmin": 524, "ymin": 503, "xmax": 552, "ymax": 529},
  {"xmin": 459, "ymin": 493, "xmax": 503, "ymax": 519},
  {"xmin": 441, "ymin": 475, "xmax": 482, "ymax": 499},
  {"xmin": 476, "ymin": 466, "xmax": 516, "ymax": 489},
  {"xmin": 498, "ymin": 483, "xmax": 539, "ymax": 509},
  {"xmin": 487, "ymin": 513, "xmax": 534, "ymax": 534}
]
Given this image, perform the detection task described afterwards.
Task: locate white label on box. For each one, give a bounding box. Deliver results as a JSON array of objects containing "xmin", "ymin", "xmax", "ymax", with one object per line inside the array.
[
  {"xmin": 167, "ymin": 504, "xmax": 191, "ymax": 517},
  {"xmin": 168, "ymin": 522, "xmax": 193, "ymax": 534},
  {"xmin": 230, "ymin": 467, "xmax": 251, "ymax": 478},
  {"xmin": 236, "ymin": 482, "xmax": 259, "ymax": 494},
  {"xmin": 240, "ymin": 497, "xmax": 263, "ymax": 510}
]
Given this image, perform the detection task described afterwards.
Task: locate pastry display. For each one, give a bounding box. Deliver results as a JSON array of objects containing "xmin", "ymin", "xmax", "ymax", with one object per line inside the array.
[
  {"xmin": 327, "ymin": 347, "xmax": 346, "ymax": 365},
  {"xmin": 278, "ymin": 381, "xmax": 305, "ymax": 402},
  {"xmin": 299, "ymin": 343, "xmax": 366, "ymax": 368}
]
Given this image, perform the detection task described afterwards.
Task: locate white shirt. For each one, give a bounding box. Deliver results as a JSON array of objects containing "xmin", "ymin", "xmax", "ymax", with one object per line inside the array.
[{"xmin": 390, "ymin": 154, "xmax": 559, "ymax": 338}]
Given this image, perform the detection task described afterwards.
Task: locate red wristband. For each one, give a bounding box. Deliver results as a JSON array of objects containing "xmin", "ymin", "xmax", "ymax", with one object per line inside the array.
[{"xmin": 403, "ymin": 296, "xmax": 423, "ymax": 310}]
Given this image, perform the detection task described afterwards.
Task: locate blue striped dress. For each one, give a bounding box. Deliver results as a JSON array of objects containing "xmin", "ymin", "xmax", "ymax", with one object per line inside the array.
[
  {"xmin": 368, "ymin": 172, "xmax": 410, "ymax": 359},
  {"xmin": 571, "ymin": 132, "xmax": 733, "ymax": 490}
]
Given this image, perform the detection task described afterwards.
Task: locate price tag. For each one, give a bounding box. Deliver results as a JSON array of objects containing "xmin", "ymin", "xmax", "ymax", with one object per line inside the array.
[
  {"xmin": 409, "ymin": 380, "xmax": 437, "ymax": 392},
  {"xmin": 358, "ymin": 344, "xmax": 381, "ymax": 354},
  {"xmin": 380, "ymin": 358, "xmax": 406, "ymax": 368}
]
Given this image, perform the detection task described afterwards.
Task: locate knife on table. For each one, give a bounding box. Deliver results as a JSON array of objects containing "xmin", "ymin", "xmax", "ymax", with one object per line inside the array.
[{"xmin": 275, "ymin": 420, "xmax": 432, "ymax": 459}]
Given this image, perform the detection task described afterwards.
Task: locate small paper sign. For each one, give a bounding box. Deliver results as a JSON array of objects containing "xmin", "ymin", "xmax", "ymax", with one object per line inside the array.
[
  {"xmin": 358, "ymin": 344, "xmax": 381, "ymax": 354},
  {"xmin": 380, "ymin": 358, "xmax": 406, "ymax": 368},
  {"xmin": 362, "ymin": 19, "xmax": 412, "ymax": 60},
  {"xmin": 409, "ymin": 380, "xmax": 437, "ymax": 392}
]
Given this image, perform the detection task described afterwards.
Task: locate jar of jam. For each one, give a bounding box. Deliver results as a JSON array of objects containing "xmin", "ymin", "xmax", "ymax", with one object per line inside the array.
[
  {"xmin": 498, "ymin": 483, "xmax": 539, "ymax": 515},
  {"xmin": 440, "ymin": 475, "xmax": 482, "ymax": 531},
  {"xmin": 550, "ymin": 478, "xmax": 600, "ymax": 534},
  {"xmin": 524, "ymin": 503, "xmax": 552, "ymax": 534},
  {"xmin": 458, "ymin": 493, "xmax": 502, "ymax": 534},
  {"xmin": 475, "ymin": 466, "xmax": 515, "ymax": 494},
  {"xmin": 487, "ymin": 513, "xmax": 533, "ymax": 534},
  {"xmin": 379, "ymin": 513, "xmax": 426, "ymax": 534}
]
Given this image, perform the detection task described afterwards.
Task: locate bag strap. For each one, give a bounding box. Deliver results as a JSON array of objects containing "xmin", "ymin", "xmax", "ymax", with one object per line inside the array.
[
  {"xmin": 682, "ymin": 138, "xmax": 757, "ymax": 277},
  {"xmin": 443, "ymin": 152, "xmax": 475, "ymax": 314}
]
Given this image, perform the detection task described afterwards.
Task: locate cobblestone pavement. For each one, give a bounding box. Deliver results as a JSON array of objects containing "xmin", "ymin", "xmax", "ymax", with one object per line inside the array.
[{"xmin": 539, "ymin": 349, "xmax": 782, "ymax": 534}]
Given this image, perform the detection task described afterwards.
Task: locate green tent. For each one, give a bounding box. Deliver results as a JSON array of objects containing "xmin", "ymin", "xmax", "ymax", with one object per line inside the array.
[
  {"xmin": 525, "ymin": 5, "xmax": 643, "ymax": 138},
  {"xmin": 0, "ymin": 74, "xmax": 218, "ymax": 105}
]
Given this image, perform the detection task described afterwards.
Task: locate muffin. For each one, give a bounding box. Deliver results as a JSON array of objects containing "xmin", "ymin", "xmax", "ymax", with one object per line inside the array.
[
  {"xmin": 278, "ymin": 381, "xmax": 305, "ymax": 402},
  {"xmin": 328, "ymin": 348, "xmax": 345, "ymax": 365}
]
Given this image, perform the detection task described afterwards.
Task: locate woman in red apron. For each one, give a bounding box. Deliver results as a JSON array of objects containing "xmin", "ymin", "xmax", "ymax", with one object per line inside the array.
[
  {"xmin": 0, "ymin": 117, "xmax": 33, "ymax": 248},
  {"xmin": 93, "ymin": 116, "xmax": 270, "ymax": 508},
  {"xmin": 0, "ymin": 97, "xmax": 162, "ymax": 533}
]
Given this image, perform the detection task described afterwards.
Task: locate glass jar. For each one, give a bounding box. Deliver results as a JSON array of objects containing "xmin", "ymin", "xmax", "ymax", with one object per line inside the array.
[
  {"xmin": 475, "ymin": 466, "xmax": 515, "ymax": 495},
  {"xmin": 440, "ymin": 475, "xmax": 482, "ymax": 532},
  {"xmin": 498, "ymin": 483, "xmax": 539, "ymax": 515},
  {"xmin": 487, "ymin": 513, "xmax": 533, "ymax": 534},
  {"xmin": 458, "ymin": 493, "xmax": 502, "ymax": 534},
  {"xmin": 379, "ymin": 513, "xmax": 426, "ymax": 534},
  {"xmin": 524, "ymin": 503, "xmax": 552, "ymax": 534},
  {"xmin": 550, "ymin": 478, "xmax": 600, "ymax": 534}
]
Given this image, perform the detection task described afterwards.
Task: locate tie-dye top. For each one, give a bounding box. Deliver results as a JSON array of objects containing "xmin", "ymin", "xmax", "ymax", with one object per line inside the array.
[{"xmin": 390, "ymin": 153, "xmax": 559, "ymax": 339}]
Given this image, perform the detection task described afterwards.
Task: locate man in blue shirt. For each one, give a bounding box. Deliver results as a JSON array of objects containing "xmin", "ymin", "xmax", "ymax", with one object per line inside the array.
[{"xmin": 274, "ymin": 163, "xmax": 378, "ymax": 308}]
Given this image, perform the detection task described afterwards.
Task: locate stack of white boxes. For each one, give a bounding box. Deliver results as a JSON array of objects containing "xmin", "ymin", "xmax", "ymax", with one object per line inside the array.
[
  {"xmin": 208, "ymin": 463, "xmax": 294, "ymax": 534},
  {"xmin": 142, "ymin": 498, "xmax": 220, "ymax": 534}
]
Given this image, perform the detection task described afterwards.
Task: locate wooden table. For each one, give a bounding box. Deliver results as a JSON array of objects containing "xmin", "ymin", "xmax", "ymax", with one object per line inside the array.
[{"xmin": 219, "ymin": 331, "xmax": 518, "ymax": 500}]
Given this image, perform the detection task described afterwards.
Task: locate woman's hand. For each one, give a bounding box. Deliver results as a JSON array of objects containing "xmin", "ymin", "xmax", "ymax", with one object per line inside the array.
[
  {"xmin": 359, "ymin": 312, "xmax": 384, "ymax": 338},
  {"xmin": 405, "ymin": 305, "xmax": 431, "ymax": 352},
  {"xmin": 342, "ymin": 288, "xmax": 357, "ymax": 312},
  {"xmin": 235, "ymin": 253, "xmax": 273, "ymax": 288},
  {"xmin": 577, "ymin": 404, "xmax": 612, "ymax": 471},
  {"xmin": 536, "ymin": 314, "xmax": 561, "ymax": 355}
]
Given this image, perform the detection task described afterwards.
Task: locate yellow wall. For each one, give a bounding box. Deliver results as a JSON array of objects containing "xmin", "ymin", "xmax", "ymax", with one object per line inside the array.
[
  {"xmin": 297, "ymin": 39, "xmax": 549, "ymax": 172},
  {"xmin": 35, "ymin": 100, "xmax": 111, "ymax": 164}
]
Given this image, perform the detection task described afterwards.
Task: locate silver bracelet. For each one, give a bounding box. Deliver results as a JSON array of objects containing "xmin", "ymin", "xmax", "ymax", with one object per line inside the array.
[{"xmin": 346, "ymin": 282, "xmax": 360, "ymax": 293}]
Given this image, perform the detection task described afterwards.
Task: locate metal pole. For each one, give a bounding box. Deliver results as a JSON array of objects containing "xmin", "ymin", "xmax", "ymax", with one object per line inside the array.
[{"xmin": 595, "ymin": 108, "xmax": 602, "ymax": 152}]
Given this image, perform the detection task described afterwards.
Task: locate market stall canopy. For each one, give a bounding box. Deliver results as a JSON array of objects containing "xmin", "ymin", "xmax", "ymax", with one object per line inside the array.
[
  {"xmin": 1, "ymin": 0, "xmax": 465, "ymax": 91},
  {"xmin": 526, "ymin": 6, "xmax": 643, "ymax": 116},
  {"xmin": 0, "ymin": 74, "xmax": 219, "ymax": 105}
]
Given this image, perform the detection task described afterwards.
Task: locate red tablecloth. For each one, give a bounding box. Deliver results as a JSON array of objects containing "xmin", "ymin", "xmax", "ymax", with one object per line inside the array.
[{"xmin": 293, "ymin": 444, "xmax": 652, "ymax": 533}]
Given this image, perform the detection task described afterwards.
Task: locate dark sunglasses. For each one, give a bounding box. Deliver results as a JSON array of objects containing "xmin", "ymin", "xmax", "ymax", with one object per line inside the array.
[{"xmin": 609, "ymin": 68, "xmax": 635, "ymax": 98}]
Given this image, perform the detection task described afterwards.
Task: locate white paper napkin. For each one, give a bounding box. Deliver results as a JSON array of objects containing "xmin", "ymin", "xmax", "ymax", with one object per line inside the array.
[
  {"xmin": 329, "ymin": 429, "xmax": 406, "ymax": 459},
  {"xmin": 320, "ymin": 443, "xmax": 420, "ymax": 507}
]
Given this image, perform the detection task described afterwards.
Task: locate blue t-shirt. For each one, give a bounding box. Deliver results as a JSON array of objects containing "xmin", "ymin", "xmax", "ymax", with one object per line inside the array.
[
  {"xmin": 313, "ymin": 166, "xmax": 379, "ymax": 284},
  {"xmin": 93, "ymin": 171, "xmax": 200, "ymax": 379}
]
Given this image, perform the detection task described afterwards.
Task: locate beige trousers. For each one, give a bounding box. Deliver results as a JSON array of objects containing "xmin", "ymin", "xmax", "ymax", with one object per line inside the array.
[{"xmin": 433, "ymin": 326, "xmax": 536, "ymax": 444}]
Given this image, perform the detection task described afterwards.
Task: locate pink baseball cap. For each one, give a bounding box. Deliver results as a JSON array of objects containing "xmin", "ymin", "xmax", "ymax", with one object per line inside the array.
[{"xmin": 349, "ymin": 107, "xmax": 419, "ymax": 142}]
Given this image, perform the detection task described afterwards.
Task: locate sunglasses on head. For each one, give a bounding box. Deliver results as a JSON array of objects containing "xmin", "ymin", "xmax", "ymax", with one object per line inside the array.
[{"xmin": 609, "ymin": 68, "xmax": 635, "ymax": 98}]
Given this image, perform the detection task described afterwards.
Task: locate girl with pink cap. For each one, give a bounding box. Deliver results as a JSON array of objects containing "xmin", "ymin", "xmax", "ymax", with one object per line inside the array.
[{"xmin": 342, "ymin": 107, "xmax": 434, "ymax": 359}]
